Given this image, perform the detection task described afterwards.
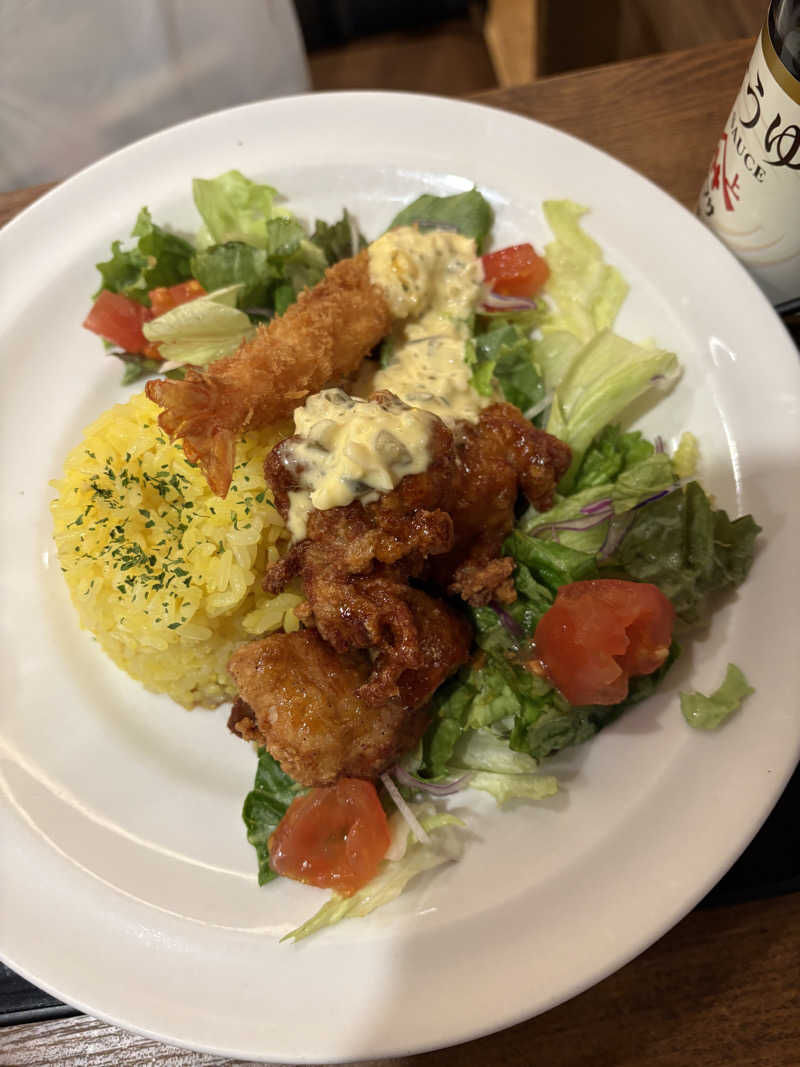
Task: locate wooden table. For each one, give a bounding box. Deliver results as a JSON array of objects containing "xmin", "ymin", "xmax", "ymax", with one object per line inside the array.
[{"xmin": 2, "ymin": 36, "xmax": 799, "ymax": 1067}]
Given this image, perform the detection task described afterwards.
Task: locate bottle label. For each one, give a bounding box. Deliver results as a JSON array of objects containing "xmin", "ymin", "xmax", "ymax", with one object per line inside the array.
[{"xmin": 698, "ymin": 23, "xmax": 800, "ymax": 302}]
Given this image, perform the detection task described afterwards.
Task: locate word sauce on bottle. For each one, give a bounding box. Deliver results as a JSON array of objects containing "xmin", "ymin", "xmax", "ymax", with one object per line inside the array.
[{"xmin": 697, "ymin": 2, "xmax": 800, "ymax": 302}]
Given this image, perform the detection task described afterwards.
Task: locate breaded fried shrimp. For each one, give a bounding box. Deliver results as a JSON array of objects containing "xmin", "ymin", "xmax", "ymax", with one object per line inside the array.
[{"xmin": 145, "ymin": 250, "xmax": 392, "ymax": 497}]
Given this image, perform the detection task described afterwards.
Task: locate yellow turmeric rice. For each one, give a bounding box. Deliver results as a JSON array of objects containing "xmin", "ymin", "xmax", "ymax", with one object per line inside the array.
[{"xmin": 51, "ymin": 391, "xmax": 301, "ymax": 707}]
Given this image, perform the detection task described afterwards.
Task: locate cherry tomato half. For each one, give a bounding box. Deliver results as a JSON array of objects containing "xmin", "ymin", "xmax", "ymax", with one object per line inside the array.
[
  {"xmin": 482, "ymin": 243, "xmax": 550, "ymax": 298},
  {"xmin": 83, "ymin": 290, "xmax": 153, "ymax": 353},
  {"xmin": 534, "ymin": 579, "xmax": 675, "ymax": 706},
  {"xmin": 148, "ymin": 279, "xmax": 206, "ymax": 317},
  {"xmin": 269, "ymin": 778, "xmax": 391, "ymax": 897}
]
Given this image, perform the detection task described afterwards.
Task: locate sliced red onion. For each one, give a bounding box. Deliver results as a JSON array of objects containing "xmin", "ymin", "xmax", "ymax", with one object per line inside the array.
[
  {"xmin": 480, "ymin": 290, "xmax": 539, "ymax": 314},
  {"xmin": 393, "ymin": 765, "xmax": 472, "ymax": 796},
  {"xmin": 380, "ymin": 772, "xmax": 431, "ymax": 845},
  {"xmin": 598, "ymin": 514, "xmax": 634, "ymax": 559},
  {"xmin": 633, "ymin": 487, "xmax": 672, "ymax": 509},
  {"xmin": 580, "ymin": 497, "xmax": 613, "ymax": 516},
  {"xmin": 490, "ymin": 602, "xmax": 524, "ymax": 639},
  {"xmin": 529, "ymin": 511, "xmax": 611, "ymax": 538}
]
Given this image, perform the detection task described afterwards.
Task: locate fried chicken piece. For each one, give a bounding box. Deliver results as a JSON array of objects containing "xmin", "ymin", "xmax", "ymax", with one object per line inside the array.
[
  {"xmin": 263, "ymin": 398, "xmax": 571, "ymax": 708},
  {"xmin": 431, "ymin": 402, "xmax": 573, "ymax": 604},
  {"xmin": 264, "ymin": 401, "xmax": 459, "ymax": 701},
  {"xmin": 228, "ymin": 593, "xmax": 471, "ymax": 786},
  {"xmin": 448, "ymin": 556, "xmax": 516, "ymax": 606},
  {"xmin": 145, "ymin": 250, "xmax": 392, "ymax": 497}
]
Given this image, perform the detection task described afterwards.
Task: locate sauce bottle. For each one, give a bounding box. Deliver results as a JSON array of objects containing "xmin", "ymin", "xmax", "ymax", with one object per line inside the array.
[{"xmin": 697, "ymin": 0, "xmax": 800, "ymax": 303}]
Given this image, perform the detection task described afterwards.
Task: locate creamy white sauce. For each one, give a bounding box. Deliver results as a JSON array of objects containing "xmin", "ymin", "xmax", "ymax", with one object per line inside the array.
[
  {"xmin": 370, "ymin": 227, "xmax": 487, "ymax": 426},
  {"xmin": 284, "ymin": 228, "xmax": 486, "ymax": 541},
  {"xmin": 284, "ymin": 389, "xmax": 436, "ymax": 541}
]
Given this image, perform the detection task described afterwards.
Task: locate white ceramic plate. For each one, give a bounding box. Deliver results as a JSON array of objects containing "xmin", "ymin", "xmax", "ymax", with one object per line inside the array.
[{"xmin": 1, "ymin": 92, "xmax": 799, "ymax": 1063}]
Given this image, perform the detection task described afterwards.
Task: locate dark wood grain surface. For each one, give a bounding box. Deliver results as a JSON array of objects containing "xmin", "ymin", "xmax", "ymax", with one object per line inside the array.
[
  {"xmin": 473, "ymin": 37, "xmax": 753, "ymax": 208},
  {"xmin": 2, "ymin": 36, "xmax": 796, "ymax": 1067}
]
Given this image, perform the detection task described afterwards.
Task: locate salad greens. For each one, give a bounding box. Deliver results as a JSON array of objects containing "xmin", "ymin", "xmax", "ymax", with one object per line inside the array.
[
  {"xmin": 192, "ymin": 170, "xmax": 290, "ymax": 249},
  {"xmin": 388, "ymin": 188, "xmax": 494, "ymax": 252},
  {"xmin": 545, "ymin": 331, "xmax": 679, "ymax": 491},
  {"xmin": 95, "ymin": 206, "xmax": 194, "ymax": 305},
  {"xmin": 142, "ymin": 285, "xmax": 255, "ymax": 367},
  {"xmin": 680, "ymin": 664, "xmax": 755, "ymax": 730},
  {"xmin": 90, "ymin": 176, "xmax": 761, "ymax": 937},
  {"xmin": 470, "ymin": 319, "xmax": 548, "ymax": 415},
  {"xmin": 607, "ymin": 481, "xmax": 761, "ymax": 625},
  {"xmin": 540, "ymin": 199, "xmax": 628, "ymax": 343},
  {"xmin": 91, "ymin": 169, "xmax": 366, "ymax": 382}
]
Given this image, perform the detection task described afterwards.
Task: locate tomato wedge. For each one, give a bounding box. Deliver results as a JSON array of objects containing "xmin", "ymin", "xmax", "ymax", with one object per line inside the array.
[
  {"xmin": 148, "ymin": 279, "xmax": 206, "ymax": 317},
  {"xmin": 482, "ymin": 243, "xmax": 549, "ymax": 298},
  {"xmin": 84, "ymin": 281, "xmax": 205, "ymax": 357},
  {"xmin": 533, "ymin": 579, "xmax": 675, "ymax": 706},
  {"xmin": 269, "ymin": 778, "xmax": 391, "ymax": 896},
  {"xmin": 83, "ymin": 290, "xmax": 153, "ymax": 353}
]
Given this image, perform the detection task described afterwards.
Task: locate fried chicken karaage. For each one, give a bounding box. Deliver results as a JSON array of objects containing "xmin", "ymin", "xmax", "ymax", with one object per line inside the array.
[
  {"xmin": 253, "ymin": 396, "xmax": 571, "ymax": 754},
  {"xmin": 228, "ymin": 591, "xmax": 471, "ymax": 786}
]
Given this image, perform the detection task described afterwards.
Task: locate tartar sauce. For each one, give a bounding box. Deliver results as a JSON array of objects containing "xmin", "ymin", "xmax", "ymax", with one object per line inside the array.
[
  {"xmin": 284, "ymin": 389, "xmax": 436, "ymax": 542},
  {"xmin": 284, "ymin": 227, "xmax": 487, "ymax": 541},
  {"xmin": 370, "ymin": 226, "xmax": 486, "ymax": 426}
]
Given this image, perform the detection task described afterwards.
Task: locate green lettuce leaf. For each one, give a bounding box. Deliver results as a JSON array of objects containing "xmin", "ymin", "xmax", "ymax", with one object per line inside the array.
[
  {"xmin": 264, "ymin": 217, "xmax": 328, "ymax": 301},
  {"xmin": 422, "ymin": 674, "xmax": 477, "ymax": 779},
  {"xmin": 680, "ymin": 663, "xmax": 754, "ymax": 729},
  {"xmin": 510, "ymin": 642, "xmax": 680, "ymax": 760},
  {"xmin": 521, "ymin": 484, "xmax": 613, "ymax": 554},
  {"xmin": 95, "ymin": 207, "xmax": 194, "ymax": 305},
  {"xmin": 520, "ymin": 437, "xmax": 675, "ymax": 554},
  {"xmin": 541, "ymin": 199, "xmax": 629, "ymax": 346},
  {"xmin": 572, "ymin": 425, "xmax": 655, "ymax": 491},
  {"xmin": 110, "ymin": 352, "xmax": 185, "ymax": 386},
  {"xmin": 190, "ymin": 223, "xmax": 331, "ymax": 315},
  {"xmin": 192, "ymin": 170, "xmax": 287, "ymax": 249},
  {"xmin": 447, "ymin": 731, "xmax": 558, "ymax": 805},
  {"xmin": 611, "ymin": 453, "xmax": 675, "ymax": 513},
  {"xmin": 311, "ymin": 209, "xmax": 366, "ymax": 264},
  {"xmin": 530, "ymin": 329, "xmax": 584, "ymax": 394},
  {"xmin": 467, "ymin": 770, "xmax": 558, "ymax": 805},
  {"xmin": 450, "ymin": 729, "xmax": 540, "ymax": 774},
  {"xmin": 545, "ymin": 330, "xmax": 680, "ymax": 491},
  {"xmin": 142, "ymin": 285, "xmax": 255, "ymax": 366},
  {"xmin": 283, "ymin": 809, "xmax": 464, "ymax": 942},
  {"xmin": 610, "ymin": 481, "xmax": 761, "ymax": 625},
  {"xmin": 388, "ymin": 189, "xmax": 494, "ymax": 251},
  {"xmin": 503, "ymin": 529, "xmax": 598, "ymax": 593},
  {"xmin": 242, "ymin": 748, "xmax": 304, "ymax": 886},
  {"xmin": 472, "ymin": 321, "xmax": 546, "ymax": 413},
  {"xmin": 190, "ymin": 243, "xmax": 275, "ymax": 309},
  {"xmin": 672, "ymin": 431, "xmax": 700, "ymax": 479}
]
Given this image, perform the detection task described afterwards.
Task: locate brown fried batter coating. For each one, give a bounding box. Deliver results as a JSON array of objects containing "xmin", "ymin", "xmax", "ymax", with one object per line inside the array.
[
  {"xmin": 265, "ymin": 401, "xmax": 459, "ymax": 702},
  {"xmin": 432, "ymin": 402, "xmax": 573, "ymax": 604},
  {"xmin": 228, "ymin": 397, "xmax": 570, "ymax": 782},
  {"xmin": 258, "ymin": 398, "xmax": 571, "ymax": 716},
  {"xmin": 145, "ymin": 251, "xmax": 392, "ymax": 497},
  {"xmin": 228, "ymin": 594, "xmax": 471, "ymax": 786}
]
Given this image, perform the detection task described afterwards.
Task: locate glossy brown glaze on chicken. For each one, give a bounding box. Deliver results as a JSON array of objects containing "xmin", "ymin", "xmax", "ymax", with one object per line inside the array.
[{"xmin": 227, "ymin": 393, "xmax": 570, "ymax": 786}]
